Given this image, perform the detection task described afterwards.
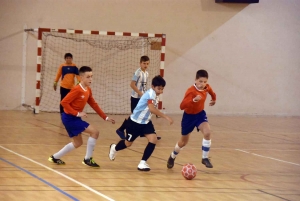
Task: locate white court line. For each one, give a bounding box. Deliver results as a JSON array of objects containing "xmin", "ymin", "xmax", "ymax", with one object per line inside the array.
[
  {"xmin": 235, "ymin": 149, "xmax": 300, "ymax": 166},
  {"xmin": 0, "ymin": 145, "xmax": 115, "ymax": 201}
]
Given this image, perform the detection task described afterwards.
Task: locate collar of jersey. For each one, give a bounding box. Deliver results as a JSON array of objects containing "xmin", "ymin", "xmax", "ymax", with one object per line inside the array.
[
  {"xmin": 193, "ymin": 84, "xmax": 205, "ymax": 91},
  {"xmin": 79, "ymin": 83, "xmax": 87, "ymax": 92}
]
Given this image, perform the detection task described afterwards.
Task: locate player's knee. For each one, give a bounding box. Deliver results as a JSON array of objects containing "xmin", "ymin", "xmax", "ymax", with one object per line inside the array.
[
  {"xmin": 73, "ymin": 141, "xmax": 83, "ymax": 148},
  {"xmin": 91, "ymin": 130, "xmax": 99, "ymax": 139},
  {"xmin": 203, "ymin": 130, "xmax": 211, "ymax": 139},
  {"xmin": 125, "ymin": 140, "xmax": 132, "ymax": 147}
]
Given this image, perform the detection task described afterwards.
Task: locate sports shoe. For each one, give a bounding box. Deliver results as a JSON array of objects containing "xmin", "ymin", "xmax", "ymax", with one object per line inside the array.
[
  {"xmin": 116, "ymin": 129, "xmax": 126, "ymax": 139},
  {"xmin": 137, "ymin": 161, "xmax": 151, "ymax": 171},
  {"xmin": 82, "ymin": 157, "xmax": 100, "ymax": 168},
  {"xmin": 48, "ymin": 155, "xmax": 65, "ymax": 165},
  {"xmin": 108, "ymin": 144, "xmax": 117, "ymax": 161},
  {"xmin": 167, "ymin": 155, "xmax": 175, "ymax": 169},
  {"xmin": 202, "ymin": 158, "xmax": 213, "ymax": 168}
]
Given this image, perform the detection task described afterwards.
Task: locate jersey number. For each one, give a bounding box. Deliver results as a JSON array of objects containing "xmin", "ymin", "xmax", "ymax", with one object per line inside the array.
[{"xmin": 128, "ymin": 134, "xmax": 132, "ymax": 141}]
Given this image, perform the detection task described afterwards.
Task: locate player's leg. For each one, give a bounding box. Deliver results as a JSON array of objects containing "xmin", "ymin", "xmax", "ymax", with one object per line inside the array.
[
  {"xmin": 81, "ymin": 124, "xmax": 100, "ymax": 168},
  {"xmin": 60, "ymin": 87, "xmax": 70, "ymax": 114},
  {"xmin": 109, "ymin": 118, "xmax": 138, "ymax": 161},
  {"xmin": 167, "ymin": 112, "xmax": 194, "ymax": 169},
  {"xmin": 137, "ymin": 133, "xmax": 157, "ymax": 171},
  {"xmin": 198, "ymin": 122, "xmax": 213, "ymax": 168}
]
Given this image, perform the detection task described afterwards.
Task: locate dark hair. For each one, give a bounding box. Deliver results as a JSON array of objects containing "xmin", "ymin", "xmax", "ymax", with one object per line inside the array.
[
  {"xmin": 64, "ymin": 53, "xmax": 73, "ymax": 59},
  {"xmin": 79, "ymin": 66, "xmax": 92, "ymax": 74},
  {"xmin": 140, "ymin": 55, "xmax": 150, "ymax": 63},
  {"xmin": 152, "ymin": 75, "xmax": 166, "ymax": 87},
  {"xmin": 196, "ymin": 70, "xmax": 208, "ymax": 79}
]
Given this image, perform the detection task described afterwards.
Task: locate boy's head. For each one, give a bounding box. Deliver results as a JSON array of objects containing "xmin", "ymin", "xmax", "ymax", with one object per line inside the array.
[
  {"xmin": 140, "ymin": 56, "xmax": 150, "ymax": 72},
  {"xmin": 195, "ymin": 70, "xmax": 208, "ymax": 90},
  {"xmin": 151, "ymin": 75, "xmax": 166, "ymax": 96},
  {"xmin": 64, "ymin": 53, "xmax": 73, "ymax": 64},
  {"xmin": 79, "ymin": 66, "xmax": 93, "ymax": 87}
]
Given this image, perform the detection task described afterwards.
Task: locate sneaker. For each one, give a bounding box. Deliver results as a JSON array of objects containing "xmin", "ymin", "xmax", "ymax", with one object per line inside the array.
[
  {"xmin": 167, "ymin": 155, "xmax": 175, "ymax": 169},
  {"xmin": 82, "ymin": 157, "xmax": 100, "ymax": 168},
  {"xmin": 48, "ymin": 155, "xmax": 65, "ymax": 165},
  {"xmin": 157, "ymin": 136, "xmax": 161, "ymax": 140},
  {"xmin": 109, "ymin": 144, "xmax": 117, "ymax": 161},
  {"xmin": 116, "ymin": 129, "xmax": 126, "ymax": 139},
  {"xmin": 202, "ymin": 158, "xmax": 213, "ymax": 168},
  {"xmin": 137, "ymin": 161, "xmax": 151, "ymax": 171}
]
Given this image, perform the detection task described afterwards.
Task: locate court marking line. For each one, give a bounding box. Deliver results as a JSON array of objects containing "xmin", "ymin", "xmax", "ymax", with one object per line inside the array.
[
  {"xmin": 0, "ymin": 145, "xmax": 115, "ymax": 201},
  {"xmin": 235, "ymin": 149, "xmax": 300, "ymax": 166},
  {"xmin": 0, "ymin": 157, "xmax": 79, "ymax": 201}
]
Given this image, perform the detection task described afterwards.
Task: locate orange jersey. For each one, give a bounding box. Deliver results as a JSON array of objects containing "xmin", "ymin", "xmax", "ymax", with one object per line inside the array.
[
  {"xmin": 61, "ymin": 84, "xmax": 107, "ymax": 120},
  {"xmin": 54, "ymin": 63, "xmax": 81, "ymax": 89},
  {"xmin": 180, "ymin": 84, "xmax": 216, "ymax": 114}
]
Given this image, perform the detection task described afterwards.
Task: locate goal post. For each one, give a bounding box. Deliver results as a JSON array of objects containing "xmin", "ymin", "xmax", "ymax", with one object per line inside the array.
[{"xmin": 34, "ymin": 28, "xmax": 166, "ymax": 114}]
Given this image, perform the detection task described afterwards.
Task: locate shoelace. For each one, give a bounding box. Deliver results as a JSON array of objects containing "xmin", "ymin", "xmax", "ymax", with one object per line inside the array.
[{"xmin": 90, "ymin": 158, "xmax": 96, "ymax": 164}]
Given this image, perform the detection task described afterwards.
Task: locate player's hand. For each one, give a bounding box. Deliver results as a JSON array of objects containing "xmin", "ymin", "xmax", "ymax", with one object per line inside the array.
[
  {"xmin": 165, "ymin": 116, "xmax": 173, "ymax": 125},
  {"xmin": 107, "ymin": 117, "xmax": 115, "ymax": 124},
  {"xmin": 193, "ymin": 95, "xmax": 201, "ymax": 102},
  {"xmin": 53, "ymin": 82, "xmax": 57, "ymax": 91},
  {"xmin": 209, "ymin": 100, "xmax": 216, "ymax": 106},
  {"xmin": 78, "ymin": 112, "xmax": 87, "ymax": 117}
]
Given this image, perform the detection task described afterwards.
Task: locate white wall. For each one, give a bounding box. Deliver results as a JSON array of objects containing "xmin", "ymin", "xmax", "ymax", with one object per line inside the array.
[{"xmin": 0, "ymin": 0, "xmax": 299, "ymax": 116}]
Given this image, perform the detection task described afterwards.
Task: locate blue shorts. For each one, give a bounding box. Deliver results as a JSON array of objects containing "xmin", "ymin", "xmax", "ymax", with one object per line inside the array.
[
  {"xmin": 61, "ymin": 113, "xmax": 89, "ymax": 138},
  {"xmin": 181, "ymin": 110, "xmax": 208, "ymax": 135}
]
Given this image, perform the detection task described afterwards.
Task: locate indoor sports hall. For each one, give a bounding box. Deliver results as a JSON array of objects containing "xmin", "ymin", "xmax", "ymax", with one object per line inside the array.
[{"xmin": 0, "ymin": 1, "xmax": 299, "ymax": 201}]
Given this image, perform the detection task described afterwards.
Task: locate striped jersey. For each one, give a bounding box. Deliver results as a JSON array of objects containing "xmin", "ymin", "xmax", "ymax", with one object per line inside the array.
[
  {"xmin": 61, "ymin": 84, "xmax": 107, "ymax": 120},
  {"xmin": 180, "ymin": 84, "xmax": 216, "ymax": 114},
  {"xmin": 130, "ymin": 88, "xmax": 159, "ymax": 124},
  {"xmin": 55, "ymin": 63, "xmax": 80, "ymax": 89},
  {"xmin": 131, "ymin": 68, "xmax": 149, "ymax": 98}
]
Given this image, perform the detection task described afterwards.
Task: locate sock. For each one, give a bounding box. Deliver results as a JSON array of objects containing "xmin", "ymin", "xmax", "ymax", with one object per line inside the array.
[
  {"xmin": 85, "ymin": 137, "xmax": 97, "ymax": 160},
  {"xmin": 141, "ymin": 142, "xmax": 156, "ymax": 161},
  {"xmin": 202, "ymin": 139, "xmax": 211, "ymax": 159},
  {"xmin": 115, "ymin": 140, "xmax": 127, "ymax": 151},
  {"xmin": 53, "ymin": 142, "xmax": 75, "ymax": 159},
  {"xmin": 171, "ymin": 143, "xmax": 182, "ymax": 159},
  {"xmin": 118, "ymin": 118, "xmax": 128, "ymax": 132}
]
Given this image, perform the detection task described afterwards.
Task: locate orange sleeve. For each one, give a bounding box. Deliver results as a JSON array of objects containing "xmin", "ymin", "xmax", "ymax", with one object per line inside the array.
[
  {"xmin": 54, "ymin": 64, "xmax": 63, "ymax": 82},
  {"xmin": 87, "ymin": 88, "xmax": 107, "ymax": 120},
  {"xmin": 207, "ymin": 85, "xmax": 216, "ymax": 101},
  {"xmin": 180, "ymin": 89, "xmax": 194, "ymax": 110},
  {"xmin": 61, "ymin": 88, "xmax": 80, "ymax": 116}
]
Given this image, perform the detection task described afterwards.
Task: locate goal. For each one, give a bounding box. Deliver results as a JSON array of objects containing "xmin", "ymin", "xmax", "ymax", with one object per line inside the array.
[{"xmin": 35, "ymin": 28, "xmax": 166, "ymax": 114}]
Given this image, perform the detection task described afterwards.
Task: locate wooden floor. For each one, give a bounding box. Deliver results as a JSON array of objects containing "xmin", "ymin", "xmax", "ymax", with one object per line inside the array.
[{"xmin": 0, "ymin": 111, "xmax": 299, "ymax": 201}]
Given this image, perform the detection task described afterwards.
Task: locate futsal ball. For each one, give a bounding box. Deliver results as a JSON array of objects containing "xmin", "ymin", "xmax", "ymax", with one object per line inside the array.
[{"xmin": 181, "ymin": 163, "xmax": 197, "ymax": 180}]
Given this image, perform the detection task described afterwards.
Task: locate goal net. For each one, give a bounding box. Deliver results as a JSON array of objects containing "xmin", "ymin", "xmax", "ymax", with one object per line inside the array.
[{"xmin": 35, "ymin": 28, "xmax": 165, "ymax": 114}]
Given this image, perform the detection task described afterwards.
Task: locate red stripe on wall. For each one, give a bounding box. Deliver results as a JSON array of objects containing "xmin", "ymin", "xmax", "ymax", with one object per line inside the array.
[
  {"xmin": 36, "ymin": 97, "xmax": 40, "ymax": 106},
  {"xmin": 91, "ymin": 31, "xmax": 99, "ymax": 35},
  {"xmin": 38, "ymin": 28, "xmax": 51, "ymax": 40},
  {"xmin": 123, "ymin": 32, "xmax": 131, "ymax": 36},
  {"xmin": 161, "ymin": 37, "xmax": 166, "ymax": 46},
  {"xmin": 161, "ymin": 53, "xmax": 165, "ymax": 61},
  {"xmin": 75, "ymin": 30, "xmax": 83, "ymax": 34},
  {"xmin": 139, "ymin": 33, "xmax": 148, "ymax": 37},
  {"xmin": 37, "ymin": 64, "xmax": 41, "ymax": 73},
  {"xmin": 160, "ymin": 69, "xmax": 164, "ymax": 77},
  {"xmin": 107, "ymin": 32, "xmax": 115, "ymax": 35},
  {"xmin": 36, "ymin": 80, "xmax": 40, "ymax": 89},
  {"xmin": 37, "ymin": 47, "xmax": 42, "ymax": 56},
  {"xmin": 58, "ymin": 29, "xmax": 67, "ymax": 33},
  {"xmin": 155, "ymin": 34, "xmax": 163, "ymax": 37}
]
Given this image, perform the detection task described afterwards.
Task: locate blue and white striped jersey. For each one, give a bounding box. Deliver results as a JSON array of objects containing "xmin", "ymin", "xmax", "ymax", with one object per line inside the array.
[
  {"xmin": 131, "ymin": 68, "xmax": 149, "ymax": 98},
  {"xmin": 130, "ymin": 88, "xmax": 159, "ymax": 124}
]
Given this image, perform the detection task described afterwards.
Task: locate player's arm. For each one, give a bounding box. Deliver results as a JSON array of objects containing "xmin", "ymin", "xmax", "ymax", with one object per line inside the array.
[
  {"xmin": 180, "ymin": 90, "xmax": 196, "ymax": 110},
  {"xmin": 87, "ymin": 90, "xmax": 115, "ymax": 124},
  {"xmin": 54, "ymin": 65, "xmax": 62, "ymax": 91},
  {"xmin": 130, "ymin": 80, "xmax": 143, "ymax": 97},
  {"xmin": 148, "ymin": 100, "xmax": 173, "ymax": 125},
  {"xmin": 60, "ymin": 89, "xmax": 80, "ymax": 116},
  {"xmin": 207, "ymin": 85, "xmax": 216, "ymax": 106},
  {"xmin": 74, "ymin": 66, "xmax": 81, "ymax": 84}
]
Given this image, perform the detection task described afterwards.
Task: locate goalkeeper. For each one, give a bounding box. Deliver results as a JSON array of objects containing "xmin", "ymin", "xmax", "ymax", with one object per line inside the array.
[{"xmin": 54, "ymin": 53, "xmax": 80, "ymax": 114}]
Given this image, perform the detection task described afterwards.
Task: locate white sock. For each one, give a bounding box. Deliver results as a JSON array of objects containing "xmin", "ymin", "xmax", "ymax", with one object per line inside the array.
[
  {"xmin": 202, "ymin": 139, "xmax": 211, "ymax": 159},
  {"xmin": 171, "ymin": 143, "xmax": 182, "ymax": 159},
  {"xmin": 85, "ymin": 137, "xmax": 97, "ymax": 160},
  {"xmin": 53, "ymin": 142, "xmax": 75, "ymax": 159}
]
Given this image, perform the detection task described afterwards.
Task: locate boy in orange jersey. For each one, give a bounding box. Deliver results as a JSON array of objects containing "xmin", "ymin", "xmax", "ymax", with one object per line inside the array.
[
  {"xmin": 167, "ymin": 70, "xmax": 216, "ymax": 169},
  {"xmin": 54, "ymin": 53, "xmax": 80, "ymax": 114},
  {"xmin": 48, "ymin": 66, "xmax": 115, "ymax": 168}
]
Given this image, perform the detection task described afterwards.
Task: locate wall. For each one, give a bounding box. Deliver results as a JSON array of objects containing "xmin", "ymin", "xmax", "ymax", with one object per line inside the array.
[{"xmin": 0, "ymin": 0, "xmax": 299, "ymax": 116}]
